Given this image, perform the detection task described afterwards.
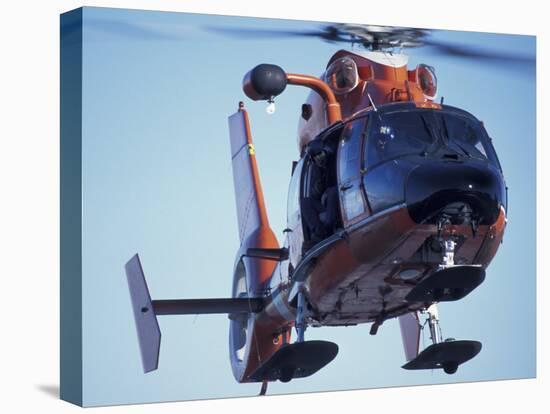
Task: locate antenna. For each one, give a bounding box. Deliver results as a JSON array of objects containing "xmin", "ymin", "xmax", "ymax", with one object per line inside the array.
[{"xmin": 367, "ymin": 93, "xmax": 378, "ymax": 112}]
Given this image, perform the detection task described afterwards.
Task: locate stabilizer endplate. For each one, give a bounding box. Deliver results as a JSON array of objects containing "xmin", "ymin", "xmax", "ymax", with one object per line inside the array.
[
  {"xmin": 125, "ymin": 254, "xmax": 161, "ymax": 373},
  {"xmin": 248, "ymin": 340, "xmax": 339, "ymax": 383},
  {"xmin": 406, "ymin": 265, "xmax": 486, "ymax": 303},
  {"xmin": 399, "ymin": 311, "xmax": 421, "ymax": 362},
  {"xmin": 402, "ymin": 340, "xmax": 482, "ymax": 374}
]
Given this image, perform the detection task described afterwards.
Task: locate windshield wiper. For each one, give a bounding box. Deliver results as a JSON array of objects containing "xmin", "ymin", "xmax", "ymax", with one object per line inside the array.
[
  {"xmin": 454, "ymin": 141, "xmax": 472, "ymax": 158},
  {"xmin": 440, "ymin": 115, "xmax": 472, "ymax": 158}
]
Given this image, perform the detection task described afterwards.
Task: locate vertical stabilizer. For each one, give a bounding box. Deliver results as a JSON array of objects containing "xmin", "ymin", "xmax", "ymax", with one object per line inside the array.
[{"xmin": 228, "ymin": 104, "xmax": 272, "ymax": 243}]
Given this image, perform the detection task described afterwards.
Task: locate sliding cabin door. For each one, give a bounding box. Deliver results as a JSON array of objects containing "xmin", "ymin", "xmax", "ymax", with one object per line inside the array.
[{"xmin": 286, "ymin": 159, "xmax": 305, "ymax": 265}]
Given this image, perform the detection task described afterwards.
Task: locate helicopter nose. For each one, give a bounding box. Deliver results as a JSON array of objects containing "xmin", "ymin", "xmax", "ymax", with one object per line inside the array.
[{"xmin": 405, "ymin": 161, "xmax": 505, "ymax": 225}]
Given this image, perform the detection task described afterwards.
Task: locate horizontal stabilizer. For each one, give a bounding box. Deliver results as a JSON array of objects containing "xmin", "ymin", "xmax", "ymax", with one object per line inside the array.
[
  {"xmin": 125, "ymin": 254, "xmax": 161, "ymax": 373},
  {"xmin": 125, "ymin": 254, "xmax": 267, "ymax": 372},
  {"xmin": 246, "ymin": 247, "xmax": 289, "ymax": 261},
  {"xmin": 152, "ymin": 298, "xmax": 264, "ymax": 315}
]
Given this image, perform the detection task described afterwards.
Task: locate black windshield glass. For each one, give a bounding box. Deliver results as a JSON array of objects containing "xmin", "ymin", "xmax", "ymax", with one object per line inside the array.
[{"xmin": 366, "ymin": 110, "xmax": 496, "ymax": 167}]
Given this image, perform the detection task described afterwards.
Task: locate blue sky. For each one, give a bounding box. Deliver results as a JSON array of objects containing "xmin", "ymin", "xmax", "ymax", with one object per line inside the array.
[{"xmin": 75, "ymin": 6, "xmax": 535, "ymax": 406}]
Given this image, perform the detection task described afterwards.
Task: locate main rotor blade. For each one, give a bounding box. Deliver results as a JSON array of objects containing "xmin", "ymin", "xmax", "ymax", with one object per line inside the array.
[
  {"xmin": 204, "ymin": 25, "xmax": 350, "ymax": 43},
  {"xmin": 422, "ymin": 38, "xmax": 535, "ymax": 64},
  {"xmin": 61, "ymin": 17, "xmax": 192, "ymax": 41}
]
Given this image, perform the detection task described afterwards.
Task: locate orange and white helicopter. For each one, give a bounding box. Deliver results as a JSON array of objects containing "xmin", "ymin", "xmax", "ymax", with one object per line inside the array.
[{"xmin": 125, "ymin": 24, "xmax": 517, "ymax": 394}]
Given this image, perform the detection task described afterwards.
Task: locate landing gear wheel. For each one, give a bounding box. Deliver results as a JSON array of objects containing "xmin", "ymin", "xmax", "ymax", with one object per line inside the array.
[
  {"xmin": 443, "ymin": 361, "xmax": 459, "ymax": 375},
  {"xmin": 280, "ymin": 366, "xmax": 296, "ymax": 383},
  {"xmin": 402, "ymin": 340, "xmax": 482, "ymax": 374},
  {"xmin": 248, "ymin": 340, "xmax": 339, "ymax": 382}
]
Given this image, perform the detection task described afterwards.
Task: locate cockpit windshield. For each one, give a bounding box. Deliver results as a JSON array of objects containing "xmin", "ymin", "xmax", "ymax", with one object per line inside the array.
[{"xmin": 366, "ymin": 109, "xmax": 499, "ymax": 168}]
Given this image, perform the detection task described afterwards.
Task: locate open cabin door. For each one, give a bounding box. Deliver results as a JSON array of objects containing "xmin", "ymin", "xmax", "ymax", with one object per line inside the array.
[{"xmin": 286, "ymin": 159, "xmax": 305, "ymax": 265}]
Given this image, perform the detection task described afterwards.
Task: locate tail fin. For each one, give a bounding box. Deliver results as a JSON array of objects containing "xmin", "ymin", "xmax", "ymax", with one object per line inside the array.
[
  {"xmin": 228, "ymin": 103, "xmax": 271, "ymax": 243},
  {"xmin": 398, "ymin": 311, "xmax": 421, "ymax": 362}
]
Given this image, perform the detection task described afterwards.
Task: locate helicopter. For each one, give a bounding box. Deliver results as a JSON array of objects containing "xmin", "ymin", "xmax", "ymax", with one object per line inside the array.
[{"xmin": 125, "ymin": 24, "xmax": 516, "ymax": 394}]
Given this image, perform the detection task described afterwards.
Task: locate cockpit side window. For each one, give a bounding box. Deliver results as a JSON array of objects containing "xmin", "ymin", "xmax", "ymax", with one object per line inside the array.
[
  {"xmin": 339, "ymin": 118, "xmax": 366, "ymax": 183},
  {"xmin": 338, "ymin": 117, "xmax": 368, "ymax": 224}
]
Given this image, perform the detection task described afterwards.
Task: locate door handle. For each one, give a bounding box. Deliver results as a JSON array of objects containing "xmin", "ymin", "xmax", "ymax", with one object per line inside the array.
[{"xmin": 340, "ymin": 184, "xmax": 353, "ymax": 191}]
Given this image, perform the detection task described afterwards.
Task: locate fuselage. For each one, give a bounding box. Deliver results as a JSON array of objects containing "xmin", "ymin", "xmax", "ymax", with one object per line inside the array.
[
  {"xmin": 234, "ymin": 50, "xmax": 507, "ymax": 381},
  {"xmin": 261, "ymin": 102, "xmax": 507, "ymax": 328}
]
